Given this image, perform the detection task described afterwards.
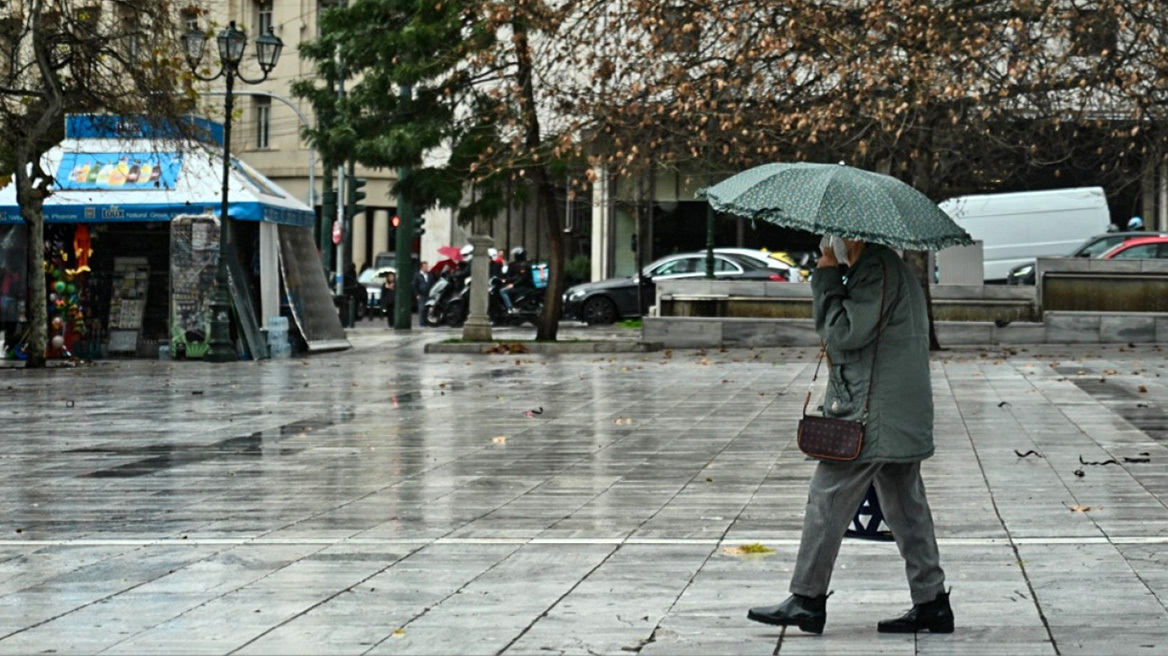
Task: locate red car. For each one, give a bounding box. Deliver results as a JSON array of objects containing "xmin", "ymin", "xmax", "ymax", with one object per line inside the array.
[{"xmin": 1100, "ymin": 235, "xmax": 1168, "ymax": 260}]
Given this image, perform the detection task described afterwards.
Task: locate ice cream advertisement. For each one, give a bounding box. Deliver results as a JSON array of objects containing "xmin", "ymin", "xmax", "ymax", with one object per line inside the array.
[{"xmin": 57, "ymin": 153, "xmax": 183, "ymax": 191}]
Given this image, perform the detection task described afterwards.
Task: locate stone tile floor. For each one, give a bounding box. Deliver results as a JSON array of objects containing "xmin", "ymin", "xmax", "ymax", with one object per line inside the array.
[{"xmin": 1, "ymin": 323, "xmax": 1166, "ymax": 654}]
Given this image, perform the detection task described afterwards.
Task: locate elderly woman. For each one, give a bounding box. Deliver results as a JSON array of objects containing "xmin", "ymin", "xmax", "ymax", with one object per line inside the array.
[{"xmin": 747, "ymin": 237, "xmax": 952, "ymax": 635}]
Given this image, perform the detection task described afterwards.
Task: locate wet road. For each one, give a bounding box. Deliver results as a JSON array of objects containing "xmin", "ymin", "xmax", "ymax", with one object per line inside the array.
[{"xmin": 1, "ymin": 327, "xmax": 1167, "ymax": 654}]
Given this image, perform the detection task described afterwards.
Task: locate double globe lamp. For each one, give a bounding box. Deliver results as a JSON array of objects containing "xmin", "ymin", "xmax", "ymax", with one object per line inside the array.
[{"xmin": 180, "ymin": 22, "xmax": 283, "ymax": 362}]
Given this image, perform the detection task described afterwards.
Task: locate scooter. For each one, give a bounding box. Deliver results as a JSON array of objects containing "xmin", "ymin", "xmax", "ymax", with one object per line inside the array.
[{"xmin": 424, "ymin": 272, "xmax": 467, "ymax": 327}]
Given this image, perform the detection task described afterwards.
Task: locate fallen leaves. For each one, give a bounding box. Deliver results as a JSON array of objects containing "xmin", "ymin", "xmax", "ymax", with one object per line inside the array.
[
  {"xmin": 723, "ymin": 542, "xmax": 775, "ymax": 556},
  {"xmin": 485, "ymin": 342, "xmax": 528, "ymax": 354},
  {"xmin": 491, "ymin": 436, "xmax": 507, "ymax": 444},
  {"xmin": 392, "ymin": 628, "xmax": 406, "ymax": 639},
  {"xmin": 613, "ymin": 417, "xmax": 634, "ymax": 425}
]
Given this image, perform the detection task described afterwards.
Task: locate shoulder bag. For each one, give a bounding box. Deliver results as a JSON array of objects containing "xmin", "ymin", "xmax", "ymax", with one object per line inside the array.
[{"xmin": 797, "ymin": 260, "xmax": 887, "ymax": 461}]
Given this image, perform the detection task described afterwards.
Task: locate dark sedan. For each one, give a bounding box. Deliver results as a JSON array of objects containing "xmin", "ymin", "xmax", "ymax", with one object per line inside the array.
[
  {"xmin": 563, "ymin": 251, "xmax": 785, "ymax": 325},
  {"xmin": 1006, "ymin": 231, "xmax": 1167, "ymax": 285}
]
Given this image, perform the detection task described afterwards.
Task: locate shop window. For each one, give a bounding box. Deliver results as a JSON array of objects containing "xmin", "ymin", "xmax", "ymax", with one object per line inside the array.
[{"xmin": 255, "ymin": 96, "xmax": 271, "ymax": 148}]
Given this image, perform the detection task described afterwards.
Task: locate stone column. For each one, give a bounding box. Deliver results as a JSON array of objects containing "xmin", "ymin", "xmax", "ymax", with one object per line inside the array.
[
  {"xmin": 372, "ymin": 210, "xmax": 390, "ymax": 260},
  {"xmin": 352, "ymin": 210, "xmax": 368, "ymax": 270},
  {"xmin": 462, "ymin": 234, "xmax": 494, "ymax": 341}
]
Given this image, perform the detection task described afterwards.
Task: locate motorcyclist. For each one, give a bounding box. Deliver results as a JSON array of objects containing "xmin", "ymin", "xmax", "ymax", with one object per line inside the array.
[
  {"xmin": 499, "ymin": 246, "xmax": 533, "ymax": 313},
  {"xmin": 488, "ymin": 248, "xmax": 505, "ymax": 279}
]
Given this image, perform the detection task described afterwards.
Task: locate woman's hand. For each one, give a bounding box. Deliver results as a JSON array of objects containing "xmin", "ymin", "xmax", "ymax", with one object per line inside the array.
[{"xmin": 817, "ymin": 251, "xmax": 839, "ymax": 268}]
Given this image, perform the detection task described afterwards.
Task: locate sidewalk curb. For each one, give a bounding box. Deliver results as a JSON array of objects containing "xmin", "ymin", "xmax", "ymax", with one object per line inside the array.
[{"xmin": 423, "ymin": 340, "xmax": 665, "ymax": 354}]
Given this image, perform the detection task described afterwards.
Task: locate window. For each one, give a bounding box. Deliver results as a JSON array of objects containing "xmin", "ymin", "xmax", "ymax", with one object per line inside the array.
[
  {"xmin": 183, "ymin": 6, "xmax": 200, "ymax": 32},
  {"xmin": 650, "ymin": 258, "xmax": 695, "ymax": 277},
  {"xmin": 119, "ymin": 5, "xmax": 140, "ymax": 59},
  {"xmin": 256, "ymin": 1, "xmax": 273, "ymax": 36},
  {"xmin": 658, "ymin": 5, "xmax": 700, "ymax": 53},
  {"xmin": 255, "ymin": 96, "xmax": 271, "ymax": 148},
  {"xmin": 317, "ymin": 0, "xmax": 341, "ymax": 37},
  {"xmin": 1069, "ymin": 9, "xmax": 1117, "ymax": 57},
  {"xmin": 713, "ymin": 257, "xmax": 740, "ymax": 273},
  {"xmin": 1111, "ymin": 244, "xmax": 1159, "ymax": 259}
]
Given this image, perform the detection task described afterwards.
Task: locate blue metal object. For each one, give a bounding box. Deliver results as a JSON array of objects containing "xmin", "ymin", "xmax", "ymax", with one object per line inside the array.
[{"xmin": 845, "ymin": 484, "xmax": 894, "ymax": 541}]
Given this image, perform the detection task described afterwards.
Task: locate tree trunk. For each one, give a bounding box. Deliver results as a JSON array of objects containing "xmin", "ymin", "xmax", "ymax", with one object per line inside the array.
[
  {"xmin": 17, "ymin": 175, "xmax": 47, "ymax": 368},
  {"xmin": 910, "ymin": 152, "xmax": 943, "ymax": 351},
  {"xmin": 512, "ymin": 16, "xmax": 563, "ymax": 342}
]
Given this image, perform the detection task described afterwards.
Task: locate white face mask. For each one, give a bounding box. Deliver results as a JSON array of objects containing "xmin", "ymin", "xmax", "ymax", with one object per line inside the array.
[{"xmin": 819, "ymin": 235, "xmax": 850, "ymax": 265}]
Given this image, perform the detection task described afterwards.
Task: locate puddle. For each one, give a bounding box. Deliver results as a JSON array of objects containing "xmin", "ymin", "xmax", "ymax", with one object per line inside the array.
[{"xmin": 76, "ymin": 414, "xmax": 343, "ymax": 479}]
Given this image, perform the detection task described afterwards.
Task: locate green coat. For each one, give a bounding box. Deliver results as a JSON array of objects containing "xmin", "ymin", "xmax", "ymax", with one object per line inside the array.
[{"xmin": 810, "ymin": 244, "xmax": 934, "ymax": 462}]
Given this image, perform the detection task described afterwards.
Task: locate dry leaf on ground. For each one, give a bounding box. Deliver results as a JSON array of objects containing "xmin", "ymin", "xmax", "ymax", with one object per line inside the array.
[{"xmin": 723, "ymin": 543, "xmax": 775, "ymax": 556}]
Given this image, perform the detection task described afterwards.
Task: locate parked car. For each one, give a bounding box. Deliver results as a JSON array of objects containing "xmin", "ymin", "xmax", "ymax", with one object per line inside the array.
[
  {"xmin": 562, "ymin": 252, "xmax": 784, "ymax": 325},
  {"xmin": 713, "ymin": 248, "xmax": 810, "ymax": 281},
  {"xmin": 1100, "ymin": 235, "xmax": 1168, "ymax": 260},
  {"xmin": 1006, "ymin": 231, "xmax": 1168, "ymax": 285}
]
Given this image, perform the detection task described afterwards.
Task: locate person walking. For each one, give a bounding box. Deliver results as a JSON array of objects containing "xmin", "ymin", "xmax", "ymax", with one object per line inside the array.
[{"xmin": 747, "ymin": 236, "xmax": 952, "ymax": 635}]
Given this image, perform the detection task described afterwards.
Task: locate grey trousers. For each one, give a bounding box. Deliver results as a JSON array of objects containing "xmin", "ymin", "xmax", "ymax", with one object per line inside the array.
[{"xmin": 789, "ymin": 460, "xmax": 946, "ymax": 605}]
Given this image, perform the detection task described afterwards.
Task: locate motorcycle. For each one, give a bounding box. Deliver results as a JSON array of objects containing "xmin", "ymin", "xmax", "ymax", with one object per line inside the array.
[
  {"xmin": 423, "ymin": 272, "xmax": 468, "ymax": 327},
  {"xmin": 488, "ymin": 277, "xmax": 543, "ymax": 326},
  {"xmin": 443, "ymin": 276, "xmax": 544, "ymax": 327}
]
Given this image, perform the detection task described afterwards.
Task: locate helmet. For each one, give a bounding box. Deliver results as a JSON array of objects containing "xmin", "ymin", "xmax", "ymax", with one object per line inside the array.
[
  {"xmin": 488, "ymin": 247, "xmax": 498, "ymax": 259},
  {"xmin": 1128, "ymin": 216, "xmax": 1144, "ymax": 230},
  {"xmin": 510, "ymin": 246, "xmax": 527, "ymax": 261},
  {"xmin": 460, "ymin": 244, "xmax": 473, "ymax": 258}
]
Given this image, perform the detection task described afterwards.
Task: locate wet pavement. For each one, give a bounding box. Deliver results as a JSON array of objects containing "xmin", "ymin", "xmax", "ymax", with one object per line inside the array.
[{"xmin": 1, "ymin": 322, "xmax": 1167, "ymax": 655}]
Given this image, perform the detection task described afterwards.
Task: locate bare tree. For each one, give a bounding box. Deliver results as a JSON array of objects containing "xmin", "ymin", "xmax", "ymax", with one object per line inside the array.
[
  {"xmin": 554, "ymin": 0, "xmax": 1168, "ymax": 346},
  {"xmin": 0, "ymin": 0, "xmax": 192, "ymax": 367}
]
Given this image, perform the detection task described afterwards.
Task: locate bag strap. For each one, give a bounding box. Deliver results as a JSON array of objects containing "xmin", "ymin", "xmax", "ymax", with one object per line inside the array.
[{"xmin": 802, "ymin": 258, "xmax": 889, "ymax": 418}]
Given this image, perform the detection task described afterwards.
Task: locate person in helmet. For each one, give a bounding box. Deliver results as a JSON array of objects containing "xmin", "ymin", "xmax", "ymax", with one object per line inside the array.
[
  {"xmin": 499, "ymin": 246, "xmax": 532, "ymax": 312},
  {"xmin": 1128, "ymin": 216, "xmax": 1144, "ymax": 231},
  {"xmin": 487, "ymin": 248, "xmax": 504, "ymax": 278}
]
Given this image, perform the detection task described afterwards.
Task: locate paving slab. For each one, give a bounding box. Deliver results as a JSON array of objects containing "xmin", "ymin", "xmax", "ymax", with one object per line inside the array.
[{"xmin": 0, "ymin": 325, "xmax": 1166, "ymax": 654}]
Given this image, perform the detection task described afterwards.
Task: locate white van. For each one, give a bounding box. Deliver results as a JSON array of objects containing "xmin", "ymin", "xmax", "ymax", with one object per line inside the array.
[{"xmin": 938, "ymin": 187, "xmax": 1111, "ymax": 282}]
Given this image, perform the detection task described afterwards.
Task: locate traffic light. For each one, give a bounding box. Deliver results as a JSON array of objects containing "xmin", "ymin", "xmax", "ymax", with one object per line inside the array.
[
  {"xmin": 346, "ymin": 175, "xmax": 367, "ymax": 220},
  {"xmin": 414, "ymin": 212, "xmax": 425, "ymax": 238},
  {"xmin": 391, "ymin": 215, "xmax": 400, "ymax": 229}
]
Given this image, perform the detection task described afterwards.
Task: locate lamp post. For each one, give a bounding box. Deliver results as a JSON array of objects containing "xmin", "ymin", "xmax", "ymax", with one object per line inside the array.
[{"xmin": 181, "ymin": 21, "xmax": 283, "ymax": 362}]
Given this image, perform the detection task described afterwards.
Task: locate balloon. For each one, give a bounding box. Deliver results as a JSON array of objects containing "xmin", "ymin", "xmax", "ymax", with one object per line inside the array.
[
  {"xmin": 49, "ymin": 293, "xmax": 58, "ymax": 302},
  {"xmin": 51, "ymin": 335, "xmax": 64, "ymax": 349},
  {"xmin": 66, "ymin": 283, "xmax": 75, "ymax": 294},
  {"xmin": 51, "ymin": 317, "xmax": 63, "ymax": 330},
  {"xmin": 53, "ymin": 281, "xmax": 66, "ymax": 294}
]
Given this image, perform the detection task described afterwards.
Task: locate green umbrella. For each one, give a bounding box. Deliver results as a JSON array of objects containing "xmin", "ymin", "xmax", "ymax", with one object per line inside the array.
[{"xmin": 699, "ymin": 162, "xmax": 973, "ymax": 251}]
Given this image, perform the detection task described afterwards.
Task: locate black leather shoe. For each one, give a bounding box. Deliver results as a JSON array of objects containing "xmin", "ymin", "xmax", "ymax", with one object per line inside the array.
[
  {"xmin": 877, "ymin": 590, "xmax": 954, "ymax": 633},
  {"xmin": 747, "ymin": 593, "xmax": 828, "ymax": 634}
]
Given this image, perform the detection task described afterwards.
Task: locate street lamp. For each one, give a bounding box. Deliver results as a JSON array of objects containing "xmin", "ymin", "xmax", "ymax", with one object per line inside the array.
[{"xmin": 181, "ymin": 21, "xmax": 283, "ymax": 362}]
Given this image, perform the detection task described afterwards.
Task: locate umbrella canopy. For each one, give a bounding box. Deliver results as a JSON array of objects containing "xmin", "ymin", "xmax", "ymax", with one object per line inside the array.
[
  {"xmin": 436, "ymin": 245, "xmax": 464, "ymax": 262},
  {"xmin": 700, "ymin": 162, "xmax": 973, "ymax": 251}
]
